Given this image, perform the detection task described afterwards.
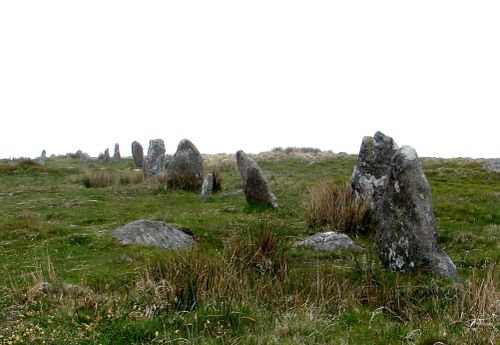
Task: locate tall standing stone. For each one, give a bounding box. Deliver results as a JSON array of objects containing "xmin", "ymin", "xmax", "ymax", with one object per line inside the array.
[
  {"xmin": 166, "ymin": 139, "xmax": 203, "ymax": 190},
  {"xmin": 144, "ymin": 139, "xmax": 165, "ymax": 178},
  {"xmin": 350, "ymin": 131, "xmax": 399, "ymax": 221},
  {"xmin": 131, "ymin": 141, "xmax": 144, "ymax": 168},
  {"xmin": 376, "ymin": 146, "xmax": 456, "ymax": 278},
  {"xmin": 41, "ymin": 150, "xmax": 46, "ymax": 159},
  {"xmin": 113, "ymin": 143, "xmax": 121, "ymax": 161},
  {"xmin": 236, "ymin": 150, "xmax": 278, "ymax": 208}
]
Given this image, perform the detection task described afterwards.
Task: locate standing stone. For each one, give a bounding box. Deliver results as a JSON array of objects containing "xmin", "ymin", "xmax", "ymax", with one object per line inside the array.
[
  {"xmin": 350, "ymin": 131, "xmax": 399, "ymax": 221},
  {"xmin": 166, "ymin": 139, "xmax": 203, "ymax": 190},
  {"xmin": 113, "ymin": 143, "xmax": 121, "ymax": 161},
  {"xmin": 103, "ymin": 148, "xmax": 111, "ymax": 163},
  {"xmin": 200, "ymin": 174, "xmax": 213, "ymax": 201},
  {"xmin": 485, "ymin": 159, "xmax": 500, "ymax": 173},
  {"xmin": 81, "ymin": 152, "xmax": 90, "ymax": 161},
  {"xmin": 376, "ymin": 146, "xmax": 456, "ymax": 278},
  {"xmin": 144, "ymin": 139, "xmax": 165, "ymax": 178},
  {"xmin": 236, "ymin": 150, "xmax": 278, "ymax": 208},
  {"xmin": 41, "ymin": 150, "xmax": 46, "ymax": 159},
  {"xmin": 131, "ymin": 141, "xmax": 144, "ymax": 168}
]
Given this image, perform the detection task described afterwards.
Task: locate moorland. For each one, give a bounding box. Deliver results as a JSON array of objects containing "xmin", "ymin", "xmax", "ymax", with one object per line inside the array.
[{"xmin": 0, "ymin": 151, "xmax": 498, "ymax": 344}]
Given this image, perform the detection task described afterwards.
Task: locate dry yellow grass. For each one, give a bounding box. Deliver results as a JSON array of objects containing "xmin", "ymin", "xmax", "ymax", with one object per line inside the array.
[{"xmin": 304, "ymin": 180, "xmax": 371, "ymax": 233}]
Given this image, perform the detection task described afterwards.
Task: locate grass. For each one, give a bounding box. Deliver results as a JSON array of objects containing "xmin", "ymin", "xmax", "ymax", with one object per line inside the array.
[
  {"xmin": 304, "ymin": 180, "xmax": 371, "ymax": 234},
  {"xmin": 0, "ymin": 154, "xmax": 499, "ymax": 344}
]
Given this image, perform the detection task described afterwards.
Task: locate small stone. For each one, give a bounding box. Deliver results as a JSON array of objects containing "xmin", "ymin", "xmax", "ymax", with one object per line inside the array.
[
  {"xmin": 112, "ymin": 220, "xmax": 195, "ymax": 250},
  {"xmin": 201, "ymin": 174, "xmax": 213, "ymax": 201},
  {"xmin": 296, "ymin": 231, "xmax": 362, "ymax": 252}
]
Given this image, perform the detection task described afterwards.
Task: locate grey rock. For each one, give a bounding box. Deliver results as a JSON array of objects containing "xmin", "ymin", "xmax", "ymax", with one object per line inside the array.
[
  {"xmin": 66, "ymin": 150, "xmax": 83, "ymax": 159},
  {"xmin": 350, "ymin": 131, "xmax": 399, "ymax": 220},
  {"xmin": 81, "ymin": 152, "xmax": 90, "ymax": 161},
  {"xmin": 236, "ymin": 150, "xmax": 278, "ymax": 208},
  {"xmin": 103, "ymin": 148, "xmax": 111, "ymax": 163},
  {"xmin": 41, "ymin": 150, "xmax": 46, "ymax": 159},
  {"xmin": 113, "ymin": 143, "xmax": 121, "ymax": 160},
  {"xmin": 113, "ymin": 220, "xmax": 195, "ymax": 250},
  {"xmin": 131, "ymin": 141, "xmax": 144, "ymax": 168},
  {"xmin": 376, "ymin": 146, "xmax": 456, "ymax": 278},
  {"xmin": 144, "ymin": 139, "xmax": 165, "ymax": 178},
  {"xmin": 166, "ymin": 139, "xmax": 203, "ymax": 190},
  {"xmin": 296, "ymin": 231, "xmax": 362, "ymax": 251},
  {"xmin": 485, "ymin": 159, "xmax": 500, "ymax": 173},
  {"xmin": 164, "ymin": 154, "xmax": 173, "ymax": 169},
  {"xmin": 201, "ymin": 174, "xmax": 213, "ymax": 201}
]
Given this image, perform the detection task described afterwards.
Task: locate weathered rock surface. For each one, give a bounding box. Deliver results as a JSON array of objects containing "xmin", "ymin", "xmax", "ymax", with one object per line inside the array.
[
  {"xmin": 131, "ymin": 141, "xmax": 144, "ymax": 168},
  {"xmin": 113, "ymin": 143, "xmax": 121, "ymax": 160},
  {"xmin": 166, "ymin": 139, "xmax": 203, "ymax": 190},
  {"xmin": 296, "ymin": 231, "xmax": 362, "ymax": 251},
  {"xmin": 200, "ymin": 173, "xmax": 213, "ymax": 201},
  {"xmin": 376, "ymin": 146, "xmax": 457, "ymax": 278},
  {"xmin": 485, "ymin": 159, "xmax": 500, "ymax": 173},
  {"xmin": 236, "ymin": 150, "xmax": 278, "ymax": 208},
  {"xmin": 350, "ymin": 131, "xmax": 399, "ymax": 220},
  {"xmin": 41, "ymin": 150, "xmax": 46, "ymax": 159},
  {"xmin": 113, "ymin": 220, "xmax": 195, "ymax": 250},
  {"xmin": 144, "ymin": 139, "xmax": 165, "ymax": 178}
]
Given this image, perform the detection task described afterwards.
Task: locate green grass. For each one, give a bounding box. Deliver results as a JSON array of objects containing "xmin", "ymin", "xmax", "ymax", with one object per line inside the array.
[{"xmin": 0, "ymin": 154, "xmax": 498, "ymax": 344}]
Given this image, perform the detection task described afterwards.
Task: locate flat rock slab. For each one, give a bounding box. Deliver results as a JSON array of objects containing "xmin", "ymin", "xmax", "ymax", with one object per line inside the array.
[
  {"xmin": 296, "ymin": 231, "xmax": 362, "ymax": 252},
  {"xmin": 113, "ymin": 220, "xmax": 195, "ymax": 250}
]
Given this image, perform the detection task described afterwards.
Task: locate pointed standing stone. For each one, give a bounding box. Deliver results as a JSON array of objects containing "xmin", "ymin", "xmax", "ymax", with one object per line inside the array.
[
  {"xmin": 131, "ymin": 141, "xmax": 144, "ymax": 168},
  {"xmin": 113, "ymin": 143, "xmax": 121, "ymax": 160},
  {"xmin": 144, "ymin": 139, "xmax": 165, "ymax": 178},
  {"xmin": 376, "ymin": 146, "xmax": 457, "ymax": 278},
  {"xmin": 236, "ymin": 150, "xmax": 278, "ymax": 208},
  {"xmin": 350, "ymin": 131, "xmax": 399, "ymax": 221},
  {"xmin": 103, "ymin": 148, "xmax": 111, "ymax": 163}
]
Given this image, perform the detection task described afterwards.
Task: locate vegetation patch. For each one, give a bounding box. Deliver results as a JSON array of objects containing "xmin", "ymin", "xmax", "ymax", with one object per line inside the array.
[{"xmin": 304, "ymin": 180, "xmax": 371, "ymax": 234}]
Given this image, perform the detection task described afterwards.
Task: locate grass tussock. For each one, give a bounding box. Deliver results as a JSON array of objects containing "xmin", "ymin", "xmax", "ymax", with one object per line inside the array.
[
  {"xmin": 5, "ymin": 245, "xmax": 498, "ymax": 344},
  {"xmin": 81, "ymin": 169, "xmax": 143, "ymax": 188},
  {"xmin": 166, "ymin": 171, "xmax": 202, "ymax": 191},
  {"xmin": 304, "ymin": 180, "xmax": 371, "ymax": 234}
]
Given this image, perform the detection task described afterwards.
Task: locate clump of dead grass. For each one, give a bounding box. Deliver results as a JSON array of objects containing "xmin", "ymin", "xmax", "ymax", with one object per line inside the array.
[{"xmin": 304, "ymin": 180, "xmax": 371, "ymax": 234}]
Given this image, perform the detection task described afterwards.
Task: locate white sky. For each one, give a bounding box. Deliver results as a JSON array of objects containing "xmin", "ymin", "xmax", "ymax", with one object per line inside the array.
[{"xmin": 0, "ymin": 1, "xmax": 499, "ymax": 159}]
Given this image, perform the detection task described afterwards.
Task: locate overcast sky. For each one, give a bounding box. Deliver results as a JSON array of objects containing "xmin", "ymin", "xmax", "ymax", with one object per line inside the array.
[{"xmin": 1, "ymin": 1, "xmax": 498, "ymax": 159}]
